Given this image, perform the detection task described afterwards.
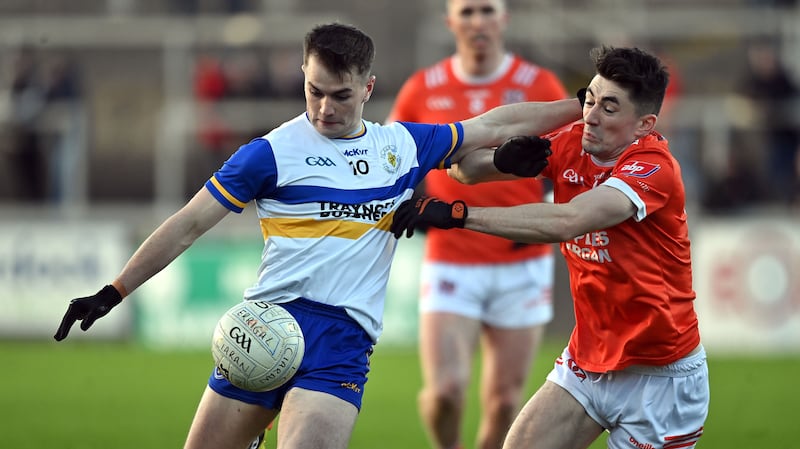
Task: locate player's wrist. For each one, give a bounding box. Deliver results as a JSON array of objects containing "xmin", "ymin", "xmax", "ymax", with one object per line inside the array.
[{"xmin": 111, "ymin": 279, "xmax": 128, "ymax": 299}]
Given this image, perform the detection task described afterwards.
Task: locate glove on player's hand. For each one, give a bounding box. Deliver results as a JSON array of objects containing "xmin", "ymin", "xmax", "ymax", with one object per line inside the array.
[
  {"xmin": 54, "ymin": 285, "xmax": 123, "ymax": 341},
  {"xmin": 391, "ymin": 196, "xmax": 467, "ymax": 239},
  {"xmin": 493, "ymin": 135, "xmax": 552, "ymax": 178}
]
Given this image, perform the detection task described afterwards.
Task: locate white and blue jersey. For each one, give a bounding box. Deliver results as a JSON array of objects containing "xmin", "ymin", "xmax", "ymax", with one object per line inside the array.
[{"xmin": 205, "ymin": 113, "xmax": 464, "ymax": 342}]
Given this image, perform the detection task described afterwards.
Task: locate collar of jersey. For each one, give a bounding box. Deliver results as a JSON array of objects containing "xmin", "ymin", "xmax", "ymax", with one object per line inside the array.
[{"xmin": 336, "ymin": 121, "xmax": 367, "ymax": 140}]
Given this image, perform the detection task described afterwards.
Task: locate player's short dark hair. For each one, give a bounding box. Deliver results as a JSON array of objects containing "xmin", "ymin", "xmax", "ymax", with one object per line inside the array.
[
  {"xmin": 304, "ymin": 23, "xmax": 375, "ymax": 81},
  {"xmin": 590, "ymin": 46, "xmax": 669, "ymax": 116}
]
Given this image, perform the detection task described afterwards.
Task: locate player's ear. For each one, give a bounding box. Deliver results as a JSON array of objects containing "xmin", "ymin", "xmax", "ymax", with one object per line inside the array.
[
  {"xmin": 635, "ymin": 114, "xmax": 657, "ymax": 138},
  {"xmin": 363, "ymin": 75, "xmax": 376, "ymax": 103},
  {"xmin": 444, "ymin": 10, "xmax": 454, "ymax": 32}
]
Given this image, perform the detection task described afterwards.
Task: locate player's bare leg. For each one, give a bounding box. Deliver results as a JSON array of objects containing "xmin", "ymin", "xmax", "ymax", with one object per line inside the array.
[
  {"xmin": 477, "ymin": 324, "xmax": 544, "ymax": 449},
  {"xmin": 277, "ymin": 388, "xmax": 359, "ymax": 449},
  {"xmin": 418, "ymin": 311, "xmax": 481, "ymax": 449},
  {"xmin": 184, "ymin": 386, "xmax": 278, "ymax": 449},
  {"xmin": 502, "ymin": 381, "xmax": 604, "ymax": 449}
]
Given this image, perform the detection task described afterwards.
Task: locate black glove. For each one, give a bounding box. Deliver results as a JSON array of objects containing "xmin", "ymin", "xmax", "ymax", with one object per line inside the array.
[
  {"xmin": 391, "ymin": 196, "xmax": 467, "ymax": 239},
  {"xmin": 577, "ymin": 87, "xmax": 587, "ymax": 108},
  {"xmin": 493, "ymin": 135, "xmax": 552, "ymax": 178},
  {"xmin": 54, "ymin": 285, "xmax": 123, "ymax": 341}
]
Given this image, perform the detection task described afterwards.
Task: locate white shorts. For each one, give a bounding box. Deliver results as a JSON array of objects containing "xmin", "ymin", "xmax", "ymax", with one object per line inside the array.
[
  {"xmin": 546, "ymin": 346, "xmax": 710, "ymax": 449},
  {"xmin": 418, "ymin": 256, "xmax": 554, "ymax": 328}
]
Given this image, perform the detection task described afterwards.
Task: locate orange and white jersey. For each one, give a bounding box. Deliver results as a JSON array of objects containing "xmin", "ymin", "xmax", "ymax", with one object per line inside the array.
[
  {"xmin": 387, "ymin": 54, "xmax": 568, "ymax": 264},
  {"xmin": 541, "ymin": 124, "xmax": 701, "ymax": 372}
]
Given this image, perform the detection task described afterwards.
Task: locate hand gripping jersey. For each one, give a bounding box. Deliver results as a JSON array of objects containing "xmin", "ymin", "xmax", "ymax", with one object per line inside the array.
[
  {"xmin": 205, "ymin": 113, "xmax": 464, "ymax": 342},
  {"xmin": 387, "ymin": 54, "xmax": 568, "ymax": 264},
  {"xmin": 541, "ymin": 124, "xmax": 700, "ymax": 372}
]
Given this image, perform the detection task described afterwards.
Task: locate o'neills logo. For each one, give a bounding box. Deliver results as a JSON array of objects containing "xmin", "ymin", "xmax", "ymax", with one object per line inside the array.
[{"xmin": 628, "ymin": 436, "xmax": 655, "ymax": 449}]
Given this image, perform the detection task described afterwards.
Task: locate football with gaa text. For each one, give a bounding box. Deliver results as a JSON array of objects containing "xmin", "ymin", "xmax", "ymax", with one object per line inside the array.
[{"xmin": 211, "ymin": 301, "xmax": 305, "ymax": 392}]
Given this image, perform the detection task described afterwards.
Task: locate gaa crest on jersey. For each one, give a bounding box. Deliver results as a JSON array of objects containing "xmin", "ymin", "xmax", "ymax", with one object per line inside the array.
[
  {"xmin": 619, "ymin": 161, "xmax": 660, "ymax": 178},
  {"xmin": 501, "ymin": 89, "xmax": 526, "ymax": 105},
  {"xmin": 380, "ymin": 145, "xmax": 400, "ymax": 173}
]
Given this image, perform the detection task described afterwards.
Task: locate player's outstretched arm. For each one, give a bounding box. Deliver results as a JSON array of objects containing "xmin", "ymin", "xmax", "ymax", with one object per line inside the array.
[
  {"xmin": 465, "ymin": 186, "xmax": 637, "ymax": 243},
  {"xmin": 391, "ymin": 186, "xmax": 637, "ymax": 243},
  {"xmin": 456, "ymin": 98, "xmax": 580, "ymax": 158},
  {"xmin": 54, "ymin": 188, "xmax": 230, "ymax": 341}
]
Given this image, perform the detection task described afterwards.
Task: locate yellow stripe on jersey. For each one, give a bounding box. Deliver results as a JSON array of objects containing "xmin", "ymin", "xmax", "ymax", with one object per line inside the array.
[
  {"xmin": 261, "ymin": 214, "xmax": 395, "ymax": 240},
  {"xmin": 438, "ymin": 123, "xmax": 460, "ymax": 169},
  {"xmin": 209, "ymin": 176, "xmax": 248, "ymax": 209}
]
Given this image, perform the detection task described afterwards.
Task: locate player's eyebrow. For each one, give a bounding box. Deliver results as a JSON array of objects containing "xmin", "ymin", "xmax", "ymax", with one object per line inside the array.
[
  {"xmin": 307, "ymin": 81, "xmax": 353, "ymax": 96},
  {"xmin": 459, "ymin": 5, "xmax": 496, "ymax": 16},
  {"xmin": 600, "ymin": 95, "xmax": 620, "ymax": 106},
  {"xmin": 587, "ymin": 87, "xmax": 620, "ymax": 107}
]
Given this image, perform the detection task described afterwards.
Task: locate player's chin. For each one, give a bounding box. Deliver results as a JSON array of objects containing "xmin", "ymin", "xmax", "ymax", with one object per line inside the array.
[
  {"xmin": 469, "ymin": 34, "xmax": 492, "ymax": 47},
  {"xmin": 582, "ymin": 134, "xmax": 600, "ymax": 149},
  {"xmin": 313, "ymin": 121, "xmax": 343, "ymax": 138}
]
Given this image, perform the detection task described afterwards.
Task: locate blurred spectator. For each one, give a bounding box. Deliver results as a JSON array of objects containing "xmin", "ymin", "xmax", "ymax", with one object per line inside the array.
[
  {"xmin": 1, "ymin": 49, "xmax": 85, "ymax": 204},
  {"xmin": 265, "ymin": 47, "xmax": 304, "ymax": 98},
  {"xmin": 653, "ymin": 48, "xmax": 704, "ymax": 208},
  {"xmin": 192, "ymin": 49, "xmax": 274, "ymax": 180},
  {"xmin": 2, "ymin": 46, "xmax": 47, "ymax": 202},
  {"xmin": 194, "ymin": 54, "xmax": 236, "ymax": 173},
  {"xmin": 738, "ymin": 38, "xmax": 800, "ymax": 207},
  {"xmin": 42, "ymin": 53, "xmax": 84, "ymax": 203},
  {"xmin": 221, "ymin": 50, "xmax": 272, "ymax": 98},
  {"xmin": 43, "ymin": 54, "xmax": 82, "ymax": 102}
]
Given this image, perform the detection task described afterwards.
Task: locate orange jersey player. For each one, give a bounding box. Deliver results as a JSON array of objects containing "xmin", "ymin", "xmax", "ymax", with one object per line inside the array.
[
  {"xmin": 390, "ymin": 45, "xmax": 709, "ymax": 449},
  {"xmin": 541, "ymin": 123, "xmax": 698, "ymax": 372}
]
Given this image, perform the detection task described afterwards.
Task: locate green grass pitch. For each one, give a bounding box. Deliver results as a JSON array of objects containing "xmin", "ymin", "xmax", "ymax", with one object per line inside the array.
[{"xmin": 2, "ymin": 340, "xmax": 796, "ymax": 448}]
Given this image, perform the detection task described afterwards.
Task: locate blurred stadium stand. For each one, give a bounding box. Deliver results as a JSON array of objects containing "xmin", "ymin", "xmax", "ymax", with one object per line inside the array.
[
  {"xmin": 0, "ymin": 0, "xmax": 797, "ymax": 212},
  {"xmin": 1, "ymin": 0, "xmax": 798, "ymax": 349}
]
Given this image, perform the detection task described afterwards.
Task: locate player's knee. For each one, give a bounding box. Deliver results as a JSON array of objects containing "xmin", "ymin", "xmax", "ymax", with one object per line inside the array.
[
  {"xmin": 484, "ymin": 391, "xmax": 519, "ymax": 421},
  {"xmin": 420, "ymin": 380, "xmax": 465, "ymax": 410}
]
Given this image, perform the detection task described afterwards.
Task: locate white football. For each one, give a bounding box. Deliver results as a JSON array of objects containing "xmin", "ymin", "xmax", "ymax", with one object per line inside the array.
[{"xmin": 211, "ymin": 300, "xmax": 305, "ymax": 392}]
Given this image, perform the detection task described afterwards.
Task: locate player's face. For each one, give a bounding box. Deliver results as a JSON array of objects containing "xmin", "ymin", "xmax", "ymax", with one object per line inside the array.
[
  {"xmin": 581, "ymin": 75, "xmax": 657, "ymax": 161},
  {"xmin": 446, "ymin": 0, "xmax": 507, "ymax": 54},
  {"xmin": 302, "ymin": 54, "xmax": 375, "ymax": 139}
]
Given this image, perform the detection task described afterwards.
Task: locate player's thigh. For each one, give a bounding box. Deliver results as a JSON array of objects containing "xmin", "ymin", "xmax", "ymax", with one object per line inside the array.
[
  {"xmin": 277, "ymin": 387, "xmax": 359, "ymax": 449},
  {"xmin": 504, "ymin": 381, "xmax": 604, "ymax": 449},
  {"xmin": 185, "ymin": 386, "xmax": 277, "ymax": 449},
  {"xmin": 480, "ymin": 324, "xmax": 545, "ymax": 393},
  {"xmin": 419, "ymin": 261, "xmax": 486, "ymax": 318},
  {"xmin": 609, "ymin": 356, "xmax": 709, "ymax": 449},
  {"xmin": 483, "ymin": 257, "xmax": 554, "ymax": 328},
  {"xmin": 419, "ymin": 311, "xmax": 481, "ymax": 388}
]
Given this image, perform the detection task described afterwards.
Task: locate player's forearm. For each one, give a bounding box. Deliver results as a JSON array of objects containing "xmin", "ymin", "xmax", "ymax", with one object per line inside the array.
[
  {"xmin": 448, "ymin": 149, "xmax": 518, "ymax": 184},
  {"xmin": 465, "ymin": 203, "xmax": 578, "ymax": 244},
  {"xmin": 114, "ymin": 189, "xmax": 229, "ymax": 296},
  {"xmin": 114, "ymin": 211, "xmax": 205, "ymax": 296},
  {"xmin": 471, "ymin": 98, "xmax": 581, "ymax": 145}
]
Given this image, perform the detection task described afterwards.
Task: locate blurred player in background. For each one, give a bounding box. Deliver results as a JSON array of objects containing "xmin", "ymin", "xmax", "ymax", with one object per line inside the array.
[
  {"xmin": 386, "ymin": 1, "xmax": 568, "ymax": 448},
  {"xmin": 52, "ymin": 22, "xmax": 582, "ymax": 449},
  {"xmin": 391, "ymin": 46, "xmax": 709, "ymax": 449}
]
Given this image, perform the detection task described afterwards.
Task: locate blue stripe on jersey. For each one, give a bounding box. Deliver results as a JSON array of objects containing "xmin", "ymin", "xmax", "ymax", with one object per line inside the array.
[
  {"xmin": 271, "ymin": 168, "xmax": 425, "ymax": 205},
  {"xmin": 399, "ymin": 121, "xmax": 463, "ymax": 170}
]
